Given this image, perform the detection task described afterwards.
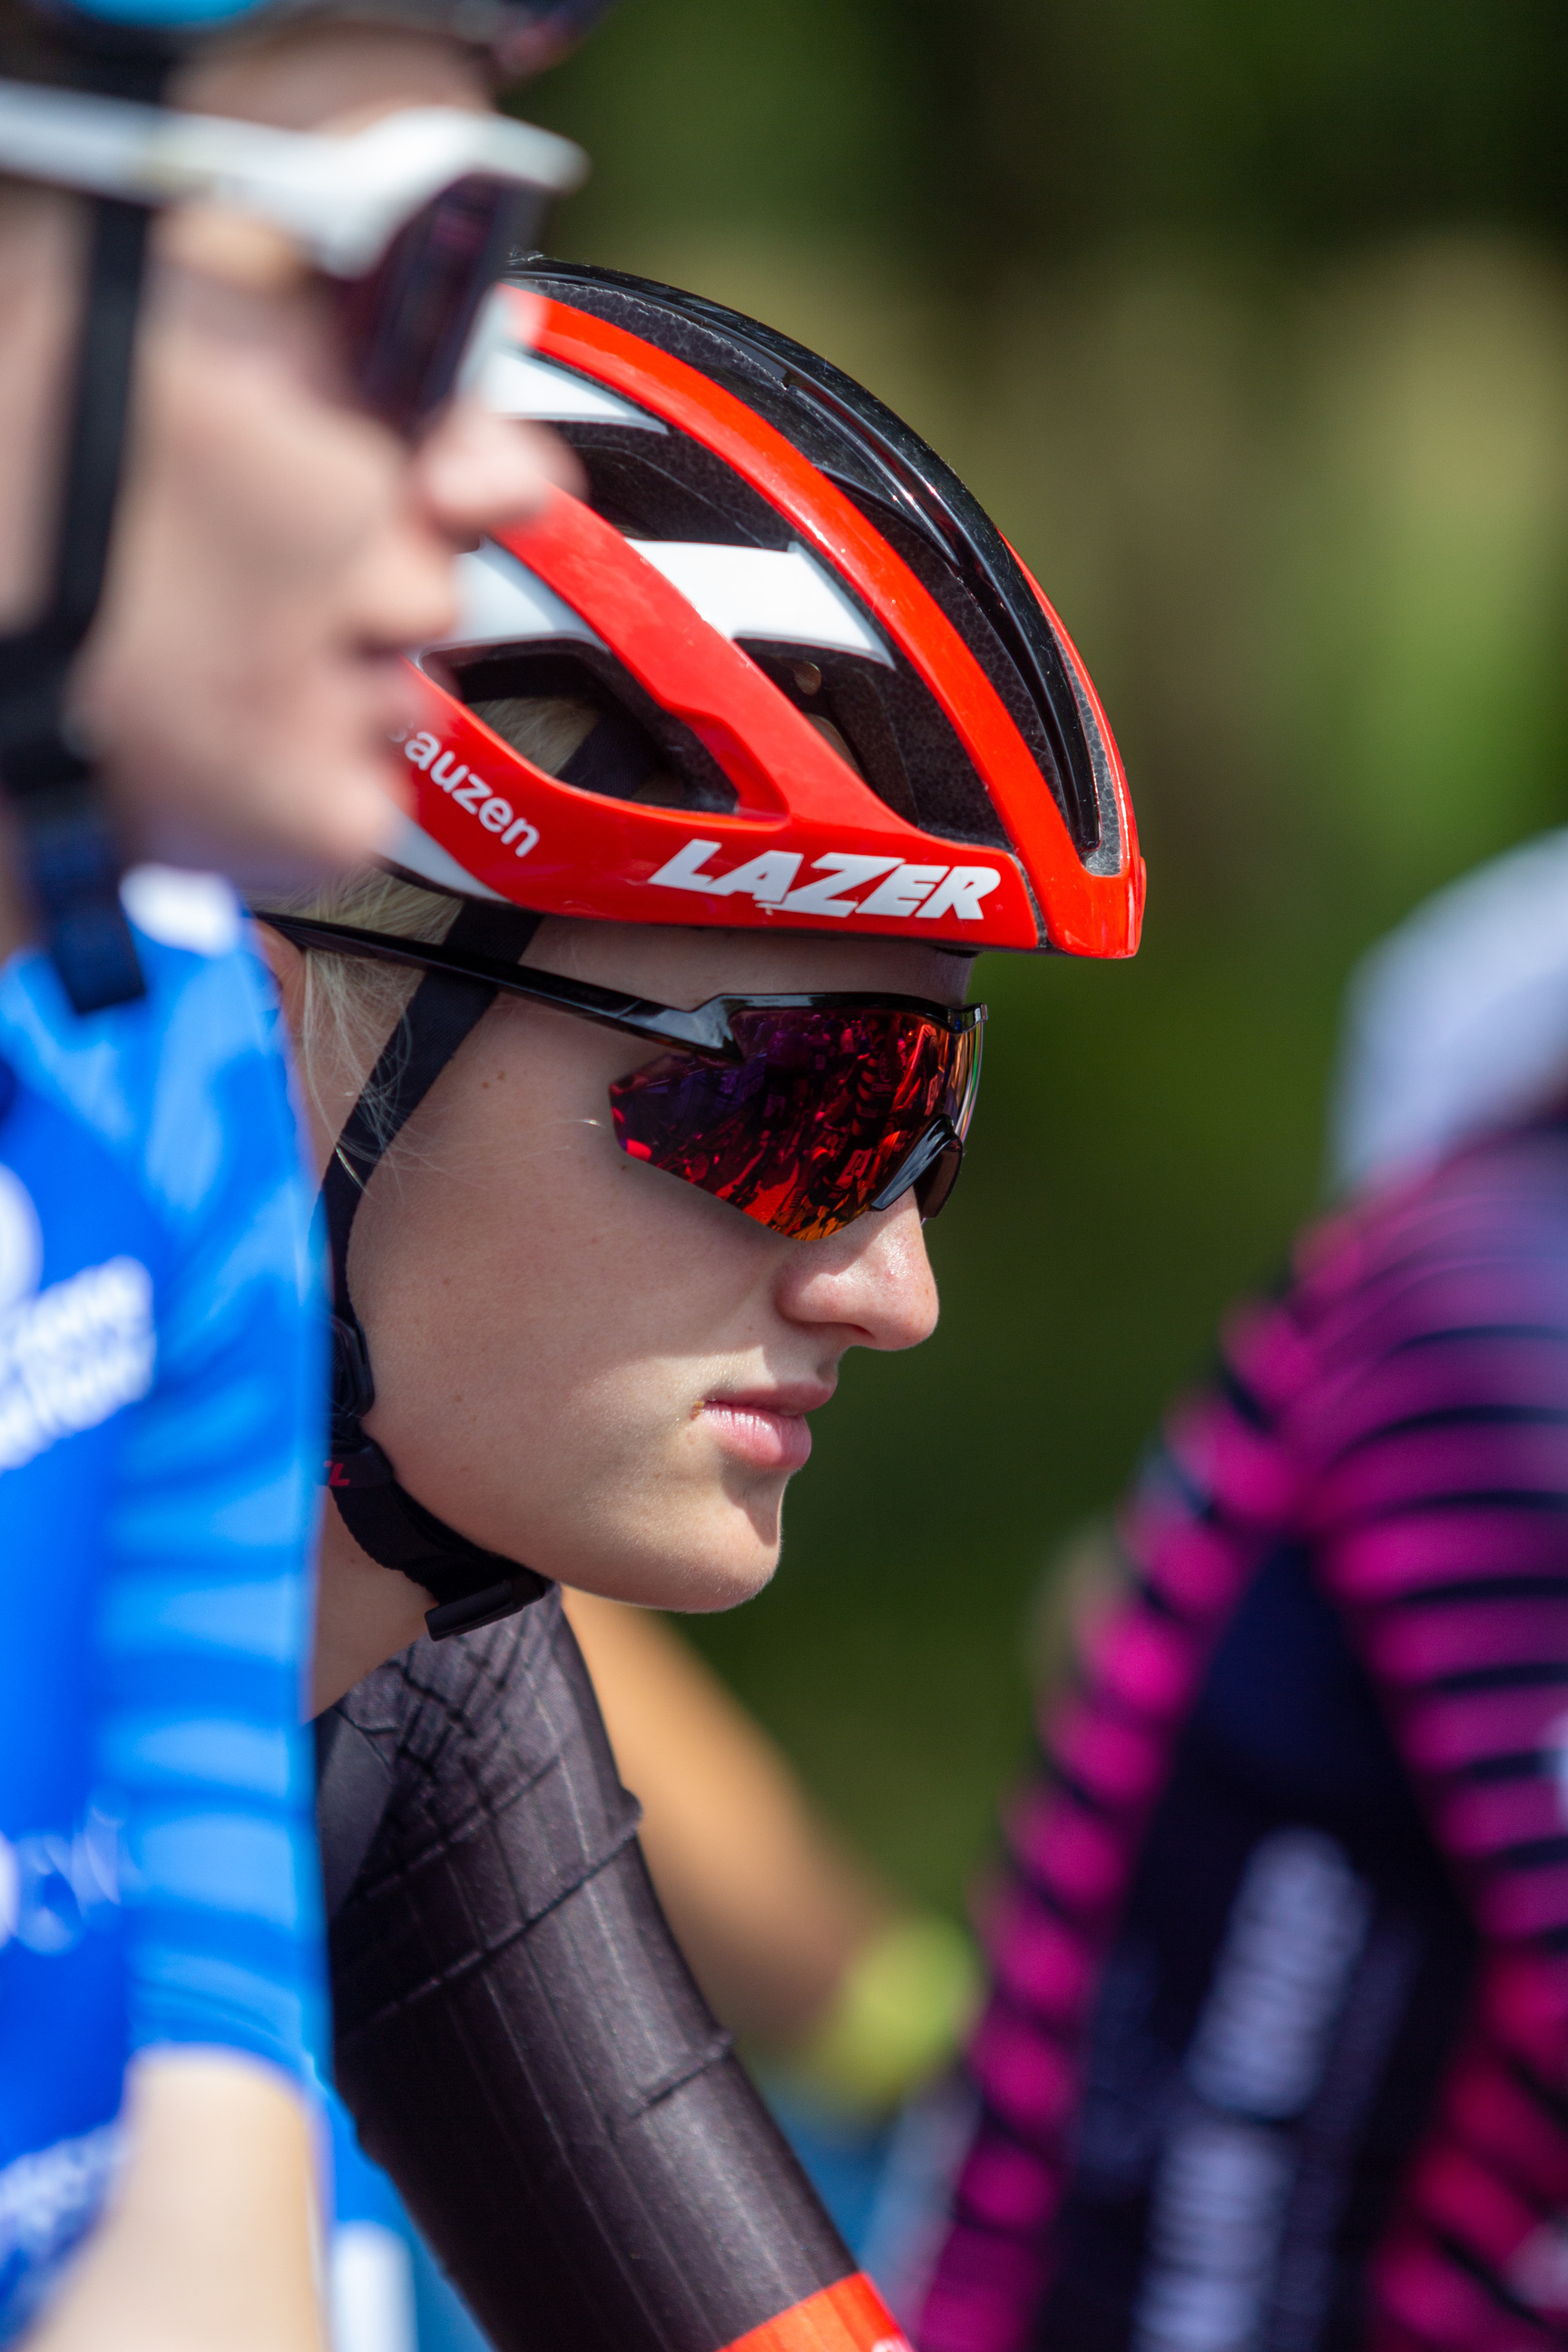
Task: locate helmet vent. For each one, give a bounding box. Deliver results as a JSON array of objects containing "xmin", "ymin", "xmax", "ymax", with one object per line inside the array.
[
  {"xmin": 451, "ymin": 649, "xmax": 737, "ymax": 815},
  {"xmin": 744, "ymin": 643, "xmax": 1011, "ymax": 850},
  {"xmin": 521, "ymin": 262, "xmax": 1112, "ymax": 862},
  {"xmin": 564, "ymin": 428, "xmax": 790, "ymax": 550}
]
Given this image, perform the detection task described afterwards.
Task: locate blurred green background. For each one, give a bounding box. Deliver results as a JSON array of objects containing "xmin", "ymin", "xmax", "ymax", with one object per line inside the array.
[{"xmin": 525, "ymin": 0, "xmax": 1568, "ymax": 1916}]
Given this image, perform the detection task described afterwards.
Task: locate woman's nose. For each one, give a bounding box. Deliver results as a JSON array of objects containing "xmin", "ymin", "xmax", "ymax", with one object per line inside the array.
[
  {"xmin": 412, "ymin": 398, "xmax": 583, "ymax": 546},
  {"xmin": 775, "ymin": 1191, "xmax": 940, "ymax": 1354}
]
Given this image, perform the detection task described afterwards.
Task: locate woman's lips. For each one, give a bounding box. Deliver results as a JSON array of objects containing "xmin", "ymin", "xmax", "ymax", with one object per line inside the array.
[{"xmin": 700, "ymin": 1391, "xmax": 823, "ymax": 1474}]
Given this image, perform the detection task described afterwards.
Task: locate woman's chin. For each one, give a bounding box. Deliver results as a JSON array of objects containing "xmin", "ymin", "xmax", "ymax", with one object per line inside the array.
[
  {"xmin": 553, "ymin": 1519, "xmax": 781, "ymax": 1615},
  {"xmin": 662, "ymin": 1552, "xmax": 779, "ymax": 1613},
  {"xmin": 491, "ymin": 1465, "xmax": 787, "ymax": 1614}
]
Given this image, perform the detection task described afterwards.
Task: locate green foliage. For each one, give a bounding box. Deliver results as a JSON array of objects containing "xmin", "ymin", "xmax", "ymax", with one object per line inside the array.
[
  {"xmin": 523, "ymin": 1, "xmax": 1568, "ymax": 1914},
  {"xmin": 531, "ymin": 0, "xmax": 1568, "ymax": 264}
]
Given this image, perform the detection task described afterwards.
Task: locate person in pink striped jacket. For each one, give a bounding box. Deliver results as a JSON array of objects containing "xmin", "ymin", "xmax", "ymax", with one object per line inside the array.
[{"xmin": 919, "ymin": 829, "xmax": 1568, "ymax": 2352}]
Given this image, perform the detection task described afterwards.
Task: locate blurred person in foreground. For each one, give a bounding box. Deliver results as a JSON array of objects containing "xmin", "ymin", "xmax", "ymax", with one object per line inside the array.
[
  {"xmin": 0, "ymin": 4, "xmax": 584, "ymax": 2345},
  {"xmin": 918, "ymin": 828, "xmax": 1568, "ymax": 2352}
]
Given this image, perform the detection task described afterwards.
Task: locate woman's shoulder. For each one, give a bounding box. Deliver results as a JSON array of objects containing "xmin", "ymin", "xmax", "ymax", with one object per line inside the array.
[
  {"xmin": 1290, "ymin": 1117, "xmax": 1568, "ymax": 1324},
  {"xmin": 1267, "ymin": 1115, "xmax": 1568, "ymax": 1461}
]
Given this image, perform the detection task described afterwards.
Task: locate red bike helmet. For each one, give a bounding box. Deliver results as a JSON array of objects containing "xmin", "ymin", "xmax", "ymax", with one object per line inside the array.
[
  {"xmin": 389, "ymin": 261, "xmax": 1143, "ymax": 959},
  {"xmin": 268, "ymin": 264, "xmax": 1146, "ymax": 1648}
]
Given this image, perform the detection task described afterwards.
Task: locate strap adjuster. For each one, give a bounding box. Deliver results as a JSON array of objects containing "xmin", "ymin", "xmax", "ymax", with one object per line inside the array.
[
  {"xmin": 330, "ymin": 1311, "xmax": 377, "ymax": 1428},
  {"xmin": 425, "ymin": 1579, "xmax": 541, "ymax": 1641}
]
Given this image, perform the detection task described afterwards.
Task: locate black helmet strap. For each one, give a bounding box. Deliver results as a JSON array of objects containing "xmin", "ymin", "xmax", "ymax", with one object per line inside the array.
[
  {"xmin": 0, "ymin": 34, "xmax": 175, "ymax": 1014},
  {"xmin": 322, "ymin": 895, "xmax": 552, "ymax": 1641},
  {"xmin": 0, "ymin": 189, "xmax": 155, "ymax": 1014}
]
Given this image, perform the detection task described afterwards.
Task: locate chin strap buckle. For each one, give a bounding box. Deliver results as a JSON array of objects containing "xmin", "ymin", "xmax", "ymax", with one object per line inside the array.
[
  {"xmin": 324, "ymin": 1364, "xmax": 550, "ymax": 1642},
  {"xmin": 424, "ymin": 1580, "xmax": 543, "ymax": 1641},
  {"xmin": 324, "ymin": 1425, "xmax": 550, "ymax": 1640}
]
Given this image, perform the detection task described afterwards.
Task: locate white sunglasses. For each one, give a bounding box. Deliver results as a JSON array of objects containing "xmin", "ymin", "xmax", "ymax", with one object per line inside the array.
[{"xmin": 0, "ymin": 80, "xmax": 587, "ymax": 431}]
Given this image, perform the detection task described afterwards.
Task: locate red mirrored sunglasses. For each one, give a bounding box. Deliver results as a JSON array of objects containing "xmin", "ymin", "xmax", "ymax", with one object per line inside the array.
[{"xmin": 263, "ymin": 915, "xmax": 984, "ymax": 1241}]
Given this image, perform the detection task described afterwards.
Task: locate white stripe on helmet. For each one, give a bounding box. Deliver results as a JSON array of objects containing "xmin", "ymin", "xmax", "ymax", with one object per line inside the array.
[
  {"xmin": 383, "ymin": 810, "xmax": 505, "ymax": 901},
  {"xmin": 628, "ymin": 541, "xmax": 891, "ymax": 663},
  {"xmin": 479, "ymin": 348, "xmax": 666, "ymax": 431},
  {"xmin": 431, "ymin": 542, "xmax": 608, "ymax": 654}
]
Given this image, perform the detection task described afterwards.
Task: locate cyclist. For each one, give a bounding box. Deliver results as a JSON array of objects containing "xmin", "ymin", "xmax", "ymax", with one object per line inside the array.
[
  {"xmin": 920, "ymin": 830, "xmax": 1568, "ymax": 2352},
  {"xmin": 0, "ymin": 8, "xmax": 593, "ymax": 2345},
  {"xmin": 255, "ymin": 258, "xmax": 1145, "ymax": 2352}
]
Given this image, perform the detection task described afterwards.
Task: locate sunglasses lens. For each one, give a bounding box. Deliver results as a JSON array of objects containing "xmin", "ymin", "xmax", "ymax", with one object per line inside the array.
[
  {"xmin": 609, "ymin": 1005, "xmax": 983, "ymax": 1241},
  {"xmin": 338, "ymin": 175, "xmax": 536, "ymax": 438}
]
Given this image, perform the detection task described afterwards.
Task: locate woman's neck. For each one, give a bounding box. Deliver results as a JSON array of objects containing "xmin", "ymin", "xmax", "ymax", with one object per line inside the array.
[{"xmin": 309, "ymin": 1495, "xmax": 432, "ymax": 1716}]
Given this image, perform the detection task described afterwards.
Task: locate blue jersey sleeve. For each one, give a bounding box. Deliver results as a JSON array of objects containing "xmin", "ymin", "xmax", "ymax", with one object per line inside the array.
[
  {"xmin": 99, "ymin": 944, "xmax": 327, "ymax": 2075},
  {"xmin": 0, "ymin": 889, "xmax": 327, "ymax": 2087}
]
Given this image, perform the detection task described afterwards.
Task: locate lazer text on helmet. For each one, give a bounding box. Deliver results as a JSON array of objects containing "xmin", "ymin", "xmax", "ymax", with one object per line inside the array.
[{"xmin": 648, "ymin": 839, "xmax": 1003, "ymax": 922}]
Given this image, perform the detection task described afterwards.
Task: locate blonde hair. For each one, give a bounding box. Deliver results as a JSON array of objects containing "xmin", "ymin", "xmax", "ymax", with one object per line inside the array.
[
  {"xmin": 257, "ymin": 690, "xmax": 680, "ymax": 1143},
  {"xmin": 256, "ymin": 697, "xmax": 571, "ymax": 1129},
  {"xmin": 472, "ymin": 691, "xmax": 597, "ymax": 777},
  {"xmin": 260, "ymin": 866, "xmax": 466, "ymax": 1145}
]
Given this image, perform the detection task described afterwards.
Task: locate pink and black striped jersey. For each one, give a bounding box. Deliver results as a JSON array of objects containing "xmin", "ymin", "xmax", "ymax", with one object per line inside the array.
[{"xmin": 921, "ymin": 1110, "xmax": 1568, "ymax": 2352}]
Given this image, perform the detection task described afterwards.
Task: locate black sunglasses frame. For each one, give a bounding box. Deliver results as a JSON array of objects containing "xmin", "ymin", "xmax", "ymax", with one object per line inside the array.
[
  {"xmin": 260, "ymin": 910, "xmax": 985, "ymax": 1230},
  {"xmin": 258, "ymin": 911, "xmax": 984, "ymax": 1063}
]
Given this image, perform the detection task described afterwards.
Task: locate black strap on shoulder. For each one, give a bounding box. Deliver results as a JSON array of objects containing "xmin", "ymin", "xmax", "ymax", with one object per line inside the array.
[{"xmin": 324, "ymin": 896, "xmax": 552, "ymax": 1640}]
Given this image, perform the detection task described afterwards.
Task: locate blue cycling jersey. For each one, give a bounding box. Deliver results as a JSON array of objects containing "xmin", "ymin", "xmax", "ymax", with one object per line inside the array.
[{"xmin": 0, "ymin": 871, "xmax": 325, "ymax": 2339}]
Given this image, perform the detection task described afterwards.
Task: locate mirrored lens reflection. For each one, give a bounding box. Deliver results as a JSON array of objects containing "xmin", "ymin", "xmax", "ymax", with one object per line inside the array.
[{"xmin": 608, "ymin": 1005, "xmax": 984, "ymax": 1240}]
